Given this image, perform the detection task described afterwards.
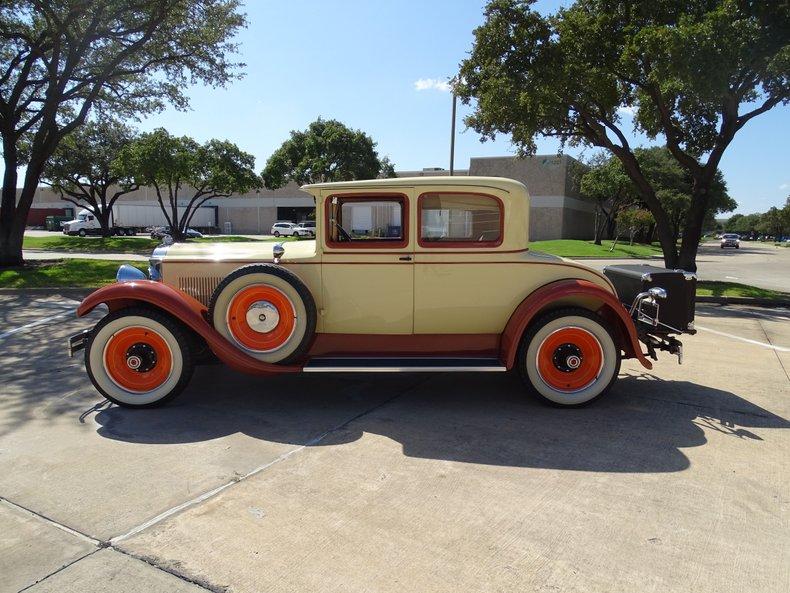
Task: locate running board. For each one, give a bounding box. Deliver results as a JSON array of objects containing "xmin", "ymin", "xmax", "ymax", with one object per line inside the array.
[{"xmin": 303, "ymin": 357, "xmax": 507, "ymax": 373}]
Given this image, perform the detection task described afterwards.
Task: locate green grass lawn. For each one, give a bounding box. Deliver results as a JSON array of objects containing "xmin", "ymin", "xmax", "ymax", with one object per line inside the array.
[
  {"xmin": 0, "ymin": 259, "xmax": 147, "ymax": 289},
  {"xmin": 23, "ymin": 235, "xmax": 160, "ymax": 254},
  {"xmin": 530, "ymin": 239, "xmax": 663, "ymax": 258},
  {"xmin": 23, "ymin": 234, "xmax": 297, "ymax": 254},
  {"xmin": 696, "ymin": 281, "xmax": 789, "ymax": 301}
]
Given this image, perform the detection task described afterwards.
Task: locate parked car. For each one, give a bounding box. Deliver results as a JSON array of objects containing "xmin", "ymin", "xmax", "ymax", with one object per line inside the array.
[
  {"xmin": 720, "ymin": 233, "xmax": 740, "ymax": 249},
  {"xmin": 270, "ymin": 222, "xmax": 298, "ymax": 237},
  {"xmin": 68, "ymin": 176, "xmax": 696, "ymax": 409},
  {"xmin": 293, "ymin": 222, "xmax": 315, "ymax": 237},
  {"xmin": 149, "ymin": 226, "xmax": 203, "ymax": 240}
]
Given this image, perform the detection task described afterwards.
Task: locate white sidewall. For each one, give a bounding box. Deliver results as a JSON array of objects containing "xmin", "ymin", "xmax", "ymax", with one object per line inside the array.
[
  {"xmin": 88, "ymin": 315, "xmax": 184, "ymax": 406},
  {"xmin": 212, "ymin": 272, "xmax": 309, "ymax": 363},
  {"xmin": 525, "ymin": 315, "xmax": 618, "ymax": 405}
]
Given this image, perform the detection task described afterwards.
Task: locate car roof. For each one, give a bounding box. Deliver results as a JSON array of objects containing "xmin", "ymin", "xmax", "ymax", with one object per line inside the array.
[{"xmin": 301, "ymin": 175, "xmax": 527, "ymax": 194}]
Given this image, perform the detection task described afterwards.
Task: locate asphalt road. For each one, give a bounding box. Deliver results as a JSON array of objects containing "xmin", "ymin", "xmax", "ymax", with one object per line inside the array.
[
  {"xmin": 0, "ymin": 294, "xmax": 788, "ymax": 593},
  {"xmin": 580, "ymin": 241, "xmax": 790, "ymax": 293}
]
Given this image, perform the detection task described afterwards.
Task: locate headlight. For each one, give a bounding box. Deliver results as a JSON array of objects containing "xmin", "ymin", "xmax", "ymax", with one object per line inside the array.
[{"xmin": 148, "ymin": 245, "xmax": 169, "ymax": 281}]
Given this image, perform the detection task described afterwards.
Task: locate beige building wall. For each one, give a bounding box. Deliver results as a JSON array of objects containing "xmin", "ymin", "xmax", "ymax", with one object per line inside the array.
[
  {"xmin": 469, "ymin": 155, "xmax": 594, "ymax": 241},
  {"xmin": 29, "ymin": 157, "xmax": 595, "ymax": 240}
]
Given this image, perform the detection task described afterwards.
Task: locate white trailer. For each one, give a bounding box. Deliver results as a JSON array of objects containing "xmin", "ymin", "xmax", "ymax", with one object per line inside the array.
[{"xmin": 61, "ymin": 204, "xmax": 217, "ymax": 236}]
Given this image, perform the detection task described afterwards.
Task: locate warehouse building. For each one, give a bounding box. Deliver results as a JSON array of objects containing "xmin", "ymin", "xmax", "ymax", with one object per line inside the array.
[{"xmin": 28, "ymin": 154, "xmax": 594, "ymax": 240}]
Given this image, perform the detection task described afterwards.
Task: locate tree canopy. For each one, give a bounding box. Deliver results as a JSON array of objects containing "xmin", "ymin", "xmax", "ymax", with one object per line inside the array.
[
  {"xmin": 457, "ymin": 0, "xmax": 789, "ymax": 270},
  {"xmin": 41, "ymin": 118, "xmax": 139, "ymax": 236},
  {"xmin": 115, "ymin": 128, "xmax": 259, "ymax": 241},
  {"xmin": 262, "ymin": 118, "xmax": 396, "ymax": 189},
  {"xmin": 582, "ymin": 147, "xmax": 735, "ymax": 245},
  {"xmin": 0, "ymin": 0, "xmax": 247, "ymax": 265}
]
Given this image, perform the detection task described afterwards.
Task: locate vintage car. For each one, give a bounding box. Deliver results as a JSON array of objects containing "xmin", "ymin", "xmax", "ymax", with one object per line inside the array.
[{"xmin": 68, "ymin": 177, "xmax": 696, "ymax": 409}]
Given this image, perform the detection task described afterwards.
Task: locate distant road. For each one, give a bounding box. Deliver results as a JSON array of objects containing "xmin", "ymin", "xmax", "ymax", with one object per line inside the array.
[{"xmin": 576, "ymin": 242, "xmax": 790, "ymax": 293}]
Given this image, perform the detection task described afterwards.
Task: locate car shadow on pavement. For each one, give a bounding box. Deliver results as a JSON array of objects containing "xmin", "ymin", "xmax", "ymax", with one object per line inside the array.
[{"xmin": 90, "ymin": 366, "xmax": 789, "ymax": 474}]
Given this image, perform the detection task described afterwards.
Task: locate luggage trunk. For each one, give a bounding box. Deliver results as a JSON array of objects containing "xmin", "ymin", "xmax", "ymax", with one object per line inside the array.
[{"xmin": 603, "ymin": 264, "xmax": 696, "ymax": 335}]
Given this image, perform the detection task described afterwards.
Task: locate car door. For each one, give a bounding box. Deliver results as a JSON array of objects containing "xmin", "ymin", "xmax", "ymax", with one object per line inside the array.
[
  {"xmin": 413, "ymin": 190, "xmax": 512, "ymax": 334},
  {"xmin": 320, "ymin": 190, "xmax": 414, "ymax": 334}
]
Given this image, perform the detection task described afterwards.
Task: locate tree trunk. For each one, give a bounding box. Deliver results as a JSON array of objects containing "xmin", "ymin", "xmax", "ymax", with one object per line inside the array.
[
  {"xmin": 0, "ymin": 147, "xmax": 23, "ymax": 267},
  {"xmin": 677, "ymin": 186, "xmax": 710, "ymax": 272},
  {"xmin": 593, "ymin": 207, "xmax": 602, "ymax": 245},
  {"xmin": 99, "ymin": 208, "xmax": 113, "ymax": 237}
]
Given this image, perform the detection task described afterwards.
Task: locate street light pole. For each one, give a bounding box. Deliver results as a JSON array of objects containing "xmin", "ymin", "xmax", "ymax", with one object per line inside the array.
[{"xmin": 449, "ymin": 90, "xmax": 457, "ymax": 176}]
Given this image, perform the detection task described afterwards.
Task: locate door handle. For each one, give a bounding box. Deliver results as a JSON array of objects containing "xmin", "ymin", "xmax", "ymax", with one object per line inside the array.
[{"xmin": 398, "ymin": 255, "xmax": 412, "ymax": 261}]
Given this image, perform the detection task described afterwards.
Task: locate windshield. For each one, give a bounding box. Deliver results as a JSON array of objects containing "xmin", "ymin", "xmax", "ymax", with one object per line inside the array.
[{"xmin": 77, "ymin": 214, "xmax": 87, "ymax": 221}]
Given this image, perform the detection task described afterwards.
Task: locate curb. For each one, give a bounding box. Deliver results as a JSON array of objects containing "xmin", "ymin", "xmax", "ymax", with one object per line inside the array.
[
  {"xmin": 0, "ymin": 287, "xmax": 95, "ymax": 298},
  {"xmin": 570, "ymin": 255, "xmax": 662, "ymax": 260},
  {"xmin": 696, "ymin": 296, "xmax": 790, "ymax": 308}
]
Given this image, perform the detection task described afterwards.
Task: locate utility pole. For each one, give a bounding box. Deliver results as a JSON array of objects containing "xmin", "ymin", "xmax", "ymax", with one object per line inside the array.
[{"xmin": 449, "ymin": 90, "xmax": 457, "ymax": 176}]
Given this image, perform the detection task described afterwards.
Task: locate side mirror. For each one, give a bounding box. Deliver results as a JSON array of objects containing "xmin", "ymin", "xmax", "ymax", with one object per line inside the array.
[{"xmin": 273, "ymin": 243, "xmax": 285, "ymax": 264}]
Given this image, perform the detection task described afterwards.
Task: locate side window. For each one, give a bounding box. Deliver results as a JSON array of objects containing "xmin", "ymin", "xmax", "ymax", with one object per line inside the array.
[
  {"xmin": 419, "ymin": 193, "xmax": 502, "ymax": 246},
  {"xmin": 326, "ymin": 195, "xmax": 407, "ymax": 248}
]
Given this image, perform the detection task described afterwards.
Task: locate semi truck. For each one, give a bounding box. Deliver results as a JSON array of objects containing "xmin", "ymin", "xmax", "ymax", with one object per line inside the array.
[{"xmin": 61, "ymin": 204, "xmax": 216, "ymax": 236}]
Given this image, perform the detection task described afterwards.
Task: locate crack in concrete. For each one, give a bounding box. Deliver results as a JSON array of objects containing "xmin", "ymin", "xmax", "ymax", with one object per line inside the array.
[
  {"xmin": 756, "ymin": 318, "xmax": 790, "ymax": 383},
  {"xmin": 16, "ymin": 549, "xmax": 101, "ymax": 593},
  {"xmin": 5, "ymin": 376, "xmax": 429, "ymax": 593},
  {"xmin": 0, "ymin": 496, "xmax": 101, "ymax": 546},
  {"xmin": 110, "ymin": 375, "xmax": 429, "ymax": 544}
]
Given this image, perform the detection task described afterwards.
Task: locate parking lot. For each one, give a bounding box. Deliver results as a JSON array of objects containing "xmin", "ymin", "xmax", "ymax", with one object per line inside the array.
[{"xmin": 1, "ymin": 294, "xmax": 788, "ymax": 593}]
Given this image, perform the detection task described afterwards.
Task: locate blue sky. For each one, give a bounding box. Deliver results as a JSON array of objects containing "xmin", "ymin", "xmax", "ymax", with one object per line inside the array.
[{"xmin": 136, "ymin": 0, "xmax": 788, "ymax": 214}]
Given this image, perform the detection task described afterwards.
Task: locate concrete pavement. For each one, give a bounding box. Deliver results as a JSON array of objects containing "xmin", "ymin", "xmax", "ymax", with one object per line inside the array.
[{"xmin": 0, "ymin": 294, "xmax": 788, "ymax": 592}]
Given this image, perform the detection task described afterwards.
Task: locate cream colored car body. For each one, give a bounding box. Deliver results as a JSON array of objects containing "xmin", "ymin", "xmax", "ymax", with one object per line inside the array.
[{"xmin": 159, "ymin": 176, "xmax": 615, "ymax": 336}]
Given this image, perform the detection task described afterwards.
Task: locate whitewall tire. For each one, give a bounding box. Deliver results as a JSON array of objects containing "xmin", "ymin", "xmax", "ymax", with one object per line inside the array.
[
  {"xmin": 85, "ymin": 308, "xmax": 194, "ymax": 408},
  {"xmin": 208, "ymin": 264, "xmax": 317, "ymax": 364},
  {"xmin": 517, "ymin": 308, "xmax": 621, "ymax": 407}
]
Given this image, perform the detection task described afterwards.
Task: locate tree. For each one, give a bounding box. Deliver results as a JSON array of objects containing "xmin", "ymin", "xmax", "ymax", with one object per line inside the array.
[
  {"xmin": 635, "ymin": 147, "xmax": 735, "ymax": 240},
  {"xmin": 115, "ymin": 129, "xmax": 259, "ymax": 241},
  {"xmin": 457, "ymin": 0, "xmax": 789, "ymax": 271},
  {"xmin": 616, "ymin": 207, "xmax": 654, "ymax": 246},
  {"xmin": 40, "ymin": 118, "xmax": 138, "ymax": 236},
  {"xmin": 580, "ymin": 152, "xmax": 639, "ymax": 244},
  {"xmin": 262, "ymin": 118, "xmax": 396, "ymax": 189},
  {"xmin": 582, "ymin": 146, "xmax": 735, "ymax": 244},
  {"xmin": 0, "ymin": 1, "xmax": 246, "ymax": 266}
]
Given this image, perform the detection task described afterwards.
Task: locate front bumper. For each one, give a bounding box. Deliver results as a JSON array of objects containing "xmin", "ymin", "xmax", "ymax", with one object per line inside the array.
[{"xmin": 68, "ymin": 329, "xmax": 90, "ymax": 357}]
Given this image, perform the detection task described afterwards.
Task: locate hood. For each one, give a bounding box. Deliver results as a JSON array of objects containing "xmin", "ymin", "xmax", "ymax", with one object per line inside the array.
[{"xmin": 160, "ymin": 239, "xmax": 317, "ymax": 262}]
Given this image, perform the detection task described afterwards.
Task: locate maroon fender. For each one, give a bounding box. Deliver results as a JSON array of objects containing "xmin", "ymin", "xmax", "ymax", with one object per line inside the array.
[
  {"xmin": 77, "ymin": 281, "xmax": 302, "ymax": 375},
  {"xmin": 500, "ymin": 279, "xmax": 652, "ymax": 371}
]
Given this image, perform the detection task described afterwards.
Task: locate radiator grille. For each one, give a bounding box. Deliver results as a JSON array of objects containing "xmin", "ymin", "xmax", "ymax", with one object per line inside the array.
[{"xmin": 178, "ymin": 276, "xmax": 222, "ymax": 306}]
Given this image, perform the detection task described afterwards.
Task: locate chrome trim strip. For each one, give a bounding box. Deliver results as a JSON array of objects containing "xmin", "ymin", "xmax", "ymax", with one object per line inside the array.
[{"xmin": 304, "ymin": 365, "xmax": 507, "ymax": 373}]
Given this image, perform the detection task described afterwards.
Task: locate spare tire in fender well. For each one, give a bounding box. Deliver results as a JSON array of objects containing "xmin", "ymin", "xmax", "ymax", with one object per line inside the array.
[
  {"xmin": 207, "ymin": 263, "xmax": 318, "ymax": 365},
  {"xmin": 501, "ymin": 279, "xmax": 652, "ymax": 371}
]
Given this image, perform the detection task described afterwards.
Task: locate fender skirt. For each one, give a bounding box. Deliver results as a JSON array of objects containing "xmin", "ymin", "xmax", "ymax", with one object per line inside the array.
[
  {"xmin": 501, "ymin": 279, "xmax": 652, "ymax": 371},
  {"xmin": 77, "ymin": 281, "xmax": 303, "ymax": 375}
]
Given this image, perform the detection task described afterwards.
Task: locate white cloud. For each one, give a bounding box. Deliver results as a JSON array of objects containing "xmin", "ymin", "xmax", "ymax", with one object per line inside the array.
[
  {"xmin": 617, "ymin": 105, "xmax": 637, "ymax": 117},
  {"xmin": 414, "ymin": 78, "xmax": 451, "ymax": 92},
  {"xmin": 780, "ymin": 182, "xmax": 789, "ymax": 190}
]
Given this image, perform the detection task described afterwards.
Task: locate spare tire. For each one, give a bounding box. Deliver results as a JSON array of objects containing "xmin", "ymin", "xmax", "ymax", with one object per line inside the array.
[{"xmin": 208, "ymin": 264, "xmax": 317, "ymax": 364}]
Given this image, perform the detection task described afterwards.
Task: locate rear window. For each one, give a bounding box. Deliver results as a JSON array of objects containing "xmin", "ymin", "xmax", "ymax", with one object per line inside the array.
[{"xmin": 419, "ymin": 193, "xmax": 502, "ymax": 246}]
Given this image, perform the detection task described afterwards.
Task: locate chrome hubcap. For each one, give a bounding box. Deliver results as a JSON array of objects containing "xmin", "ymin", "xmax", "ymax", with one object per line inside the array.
[{"xmin": 246, "ymin": 300, "xmax": 279, "ymax": 333}]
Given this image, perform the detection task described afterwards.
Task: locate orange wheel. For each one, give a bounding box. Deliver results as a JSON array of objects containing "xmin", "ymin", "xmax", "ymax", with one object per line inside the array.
[
  {"xmin": 103, "ymin": 326, "xmax": 173, "ymax": 393},
  {"xmin": 536, "ymin": 326, "xmax": 603, "ymax": 393},
  {"xmin": 226, "ymin": 285, "xmax": 296, "ymax": 352}
]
